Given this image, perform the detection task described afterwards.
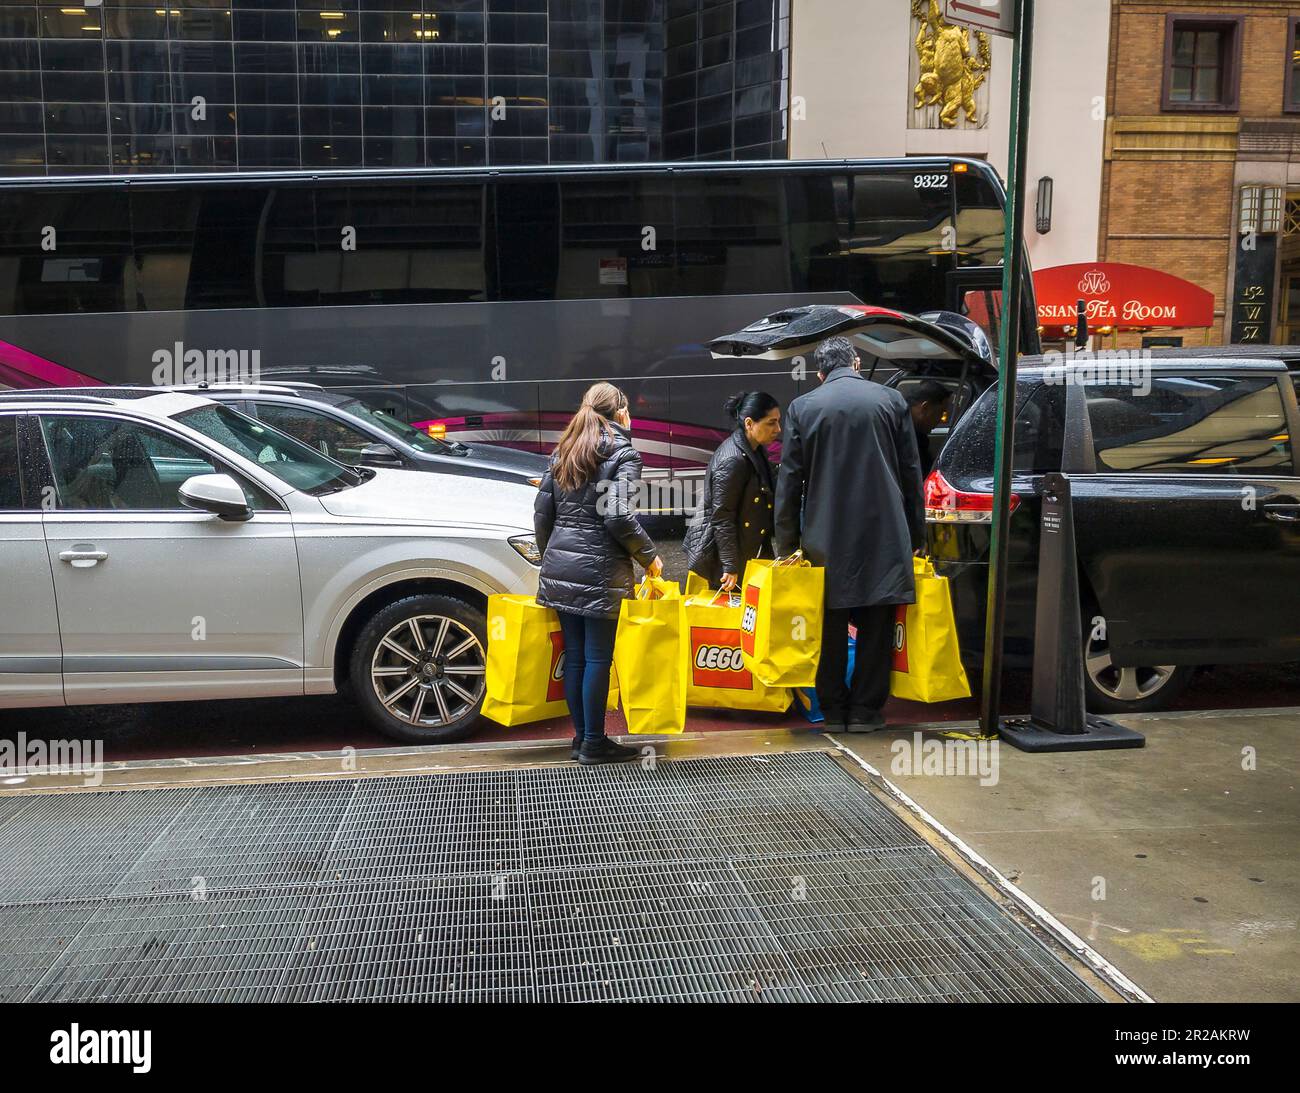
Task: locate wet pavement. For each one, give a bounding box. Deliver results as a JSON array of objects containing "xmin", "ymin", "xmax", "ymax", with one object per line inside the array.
[{"xmin": 0, "ymin": 660, "xmax": 1296, "ymax": 764}]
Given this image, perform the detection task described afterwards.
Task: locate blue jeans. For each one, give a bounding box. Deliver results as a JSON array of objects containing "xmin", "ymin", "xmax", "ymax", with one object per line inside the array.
[{"xmin": 556, "ymin": 611, "xmax": 618, "ymax": 742}]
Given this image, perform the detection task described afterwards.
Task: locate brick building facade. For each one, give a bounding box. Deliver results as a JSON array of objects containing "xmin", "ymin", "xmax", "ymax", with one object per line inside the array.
[{"xmin": 1100, "ymin": 0, "xmax": 1300, "ymax": 346}]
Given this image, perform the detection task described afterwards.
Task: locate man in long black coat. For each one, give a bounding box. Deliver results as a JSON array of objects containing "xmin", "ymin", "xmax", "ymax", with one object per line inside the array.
[{"xmin": 774, "ymin": 335, "xmax": 925, "ymax": 732}]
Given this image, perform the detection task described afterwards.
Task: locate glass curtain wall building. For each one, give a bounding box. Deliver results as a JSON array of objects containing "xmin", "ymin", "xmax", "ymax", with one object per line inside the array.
[{"xmin": 0, "ymin": 0, "xmax": 790, "ymax": 173}]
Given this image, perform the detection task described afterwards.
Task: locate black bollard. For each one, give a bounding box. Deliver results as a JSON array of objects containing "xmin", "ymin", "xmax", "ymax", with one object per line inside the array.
[{"xmin": 998, "ymin": 473, "xmax": 1145, "ymax": 752}]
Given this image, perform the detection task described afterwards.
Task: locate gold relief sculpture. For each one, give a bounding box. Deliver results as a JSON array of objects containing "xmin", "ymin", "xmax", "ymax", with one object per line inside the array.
[{"xmin": 911, "ymin": 0, "xmax": 991, "ymax": 128}]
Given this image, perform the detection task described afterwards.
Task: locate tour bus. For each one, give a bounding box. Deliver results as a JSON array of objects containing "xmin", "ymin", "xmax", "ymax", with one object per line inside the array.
[{"xmin": 0, "ymin": 158, "xmax": 1037, "ymax": 475}]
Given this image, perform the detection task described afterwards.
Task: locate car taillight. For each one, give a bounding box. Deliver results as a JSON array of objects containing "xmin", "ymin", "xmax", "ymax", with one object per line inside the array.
[{"xmin": 924, "ymin": 469, "xmax": 1019, "ymax": 524}]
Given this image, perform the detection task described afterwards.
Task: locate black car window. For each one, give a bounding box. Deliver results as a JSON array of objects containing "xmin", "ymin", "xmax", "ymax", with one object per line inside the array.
[
  {"xmin": 0, "ymin": 414, "xmax": 25, "ymax": 509},
  {"xmin": 1085, "ymin": 376, "xmax": 1292, "ymax": 475},
  {"xmin": 253, "ymin": 402, "xmax": 373, "ymax": 464},
  {"xmin": 938, "ymin": 382, "xmax": 1051, "ymax": 475},
  {"xmin": 1013, "ymin": 382, "xmax": 1066, "ymax": 473}
]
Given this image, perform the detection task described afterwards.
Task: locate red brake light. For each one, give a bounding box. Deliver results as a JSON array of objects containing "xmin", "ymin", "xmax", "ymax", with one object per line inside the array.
[{"xmin": 924, "ymin": 469, "xmax": 1020, "ymax": 524}]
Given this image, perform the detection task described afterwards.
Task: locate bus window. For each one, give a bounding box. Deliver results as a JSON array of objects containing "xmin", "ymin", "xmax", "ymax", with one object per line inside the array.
[
  {"xmin": 785, "ymin": 172, "xmax": 848, "ymax": 294},
  {"xmin": 954, "ymin": 167, "xmax": 1004, "ymax": 268},
  {"xmin": 260, "ymin": 184, "xmax": 318, "ymax": 307},
  {"xmin": 674, "ymin": 174, "xmax": 788, "ymax": 295},
  {"xmin": 555, "ymin": 177, "xmax": 676, "ymax": 299},
  {"xmin": 846, "ymin": 170, "xmax": 953, "ymax": 312},
  {"xmin": 495, "ymin": 179, "xmax": 560, "ymax": 300},
  {"xmin": 129, "ymin": 187, "xmax": 199, "ymax": 313},
  {"xmin": 185, "ymin": 185, "xmax": 267, "ymax": 309},
  {"xmin": 307, "ymin": 181, "xmax": 488, "ymax": 305},
  {"xmin": 0, "ymin": 188, "xmax": 130, "ymax": 314}
]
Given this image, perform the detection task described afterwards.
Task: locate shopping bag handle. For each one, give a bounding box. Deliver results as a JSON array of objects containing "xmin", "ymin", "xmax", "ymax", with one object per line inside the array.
[
  {"xmin": 774, "ymin": 549, "xmax": 808, "ymax": 568},
  {"xmin": 637, "ymin": 580, "xmax": 661, "ymax": 601}
]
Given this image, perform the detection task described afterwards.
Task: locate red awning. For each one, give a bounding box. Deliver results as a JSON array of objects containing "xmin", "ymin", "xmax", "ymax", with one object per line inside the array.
[{"xmin": 1033, "ymin": 262, "xmax": 1215, "ymax": 332}]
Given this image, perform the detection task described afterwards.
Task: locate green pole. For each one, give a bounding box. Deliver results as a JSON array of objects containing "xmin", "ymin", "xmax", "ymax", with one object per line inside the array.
[{"xmin": 979, "ymin": 0, "xmax": 1035, "ymax": 737}]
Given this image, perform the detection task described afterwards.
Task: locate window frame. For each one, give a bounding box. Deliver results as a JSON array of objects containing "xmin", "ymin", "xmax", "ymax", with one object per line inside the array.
[
  {"xmin": 1285, "ymin": 16, "xmax": 1300, "ymax": 115},
  {"xmin": 1161, "ymin": 13, "xmax": 1243, "ymax": 113},
  {"xmin": 0, "ymin": 412, "xmax": 31, "ymax": 512},
  {"xmin": 251, "ymin": 400, "xmax": 378, "ymax": 464},
  {"xmin": 1078, "ymin": 373, "xmax": 1296, "ymax": 479},
  {"xmin": 32, "ymin": 411, "xmax": 285, "ymax": 514}
]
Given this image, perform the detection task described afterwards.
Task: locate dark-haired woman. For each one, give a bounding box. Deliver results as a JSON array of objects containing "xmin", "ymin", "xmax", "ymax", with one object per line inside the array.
[
  {"xmin": 535, "ymin": 382, "xmax": 663, "ymax": 765},
  {"xmin": 684, "ymin": 391, "xmax": 782, "ymax": 592}
]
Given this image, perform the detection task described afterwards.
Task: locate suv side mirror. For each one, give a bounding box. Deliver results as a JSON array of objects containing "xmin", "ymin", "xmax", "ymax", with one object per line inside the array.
[
  {"xmin": 179, "ymin": 473, "xmax": 253, "ymax": 522},
  {"xmin": 358, "ymin": 442, "xmax": 403, "ymax": 467}
]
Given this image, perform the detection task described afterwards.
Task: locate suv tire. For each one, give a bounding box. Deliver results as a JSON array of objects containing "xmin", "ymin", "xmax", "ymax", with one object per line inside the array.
[
  {"xmin": 349, "ymin": 593, "xmax": 487, "ymax": 744},
  {"xmin": 1081, "ymin": 621, "xmax": 1194, "ymax": 715}
]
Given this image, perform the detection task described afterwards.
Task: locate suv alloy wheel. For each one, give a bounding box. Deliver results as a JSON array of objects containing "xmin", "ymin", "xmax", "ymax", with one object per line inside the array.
[
  {"xmin": 350, "ymin": 593, "xmax": 488, "ymax": 743},
  {"xmin": 1081, "ymin": 623, "xmax": 1194, "ymax": 715}
]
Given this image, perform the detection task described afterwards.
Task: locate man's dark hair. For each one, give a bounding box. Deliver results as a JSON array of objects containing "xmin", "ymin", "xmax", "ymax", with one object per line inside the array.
[
  {"xmin": 906, "ymin": 380, "xmax": 952, "ymax": 407},
  {"xmin": 814, "ymin": 336, "xmax": 858, "ymax": 375}
]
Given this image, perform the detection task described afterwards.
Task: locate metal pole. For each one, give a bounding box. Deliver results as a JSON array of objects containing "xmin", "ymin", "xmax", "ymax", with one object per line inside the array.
[{"xmin": 979, "ymin": 0, "xmax": 1035, "ymax": 737}]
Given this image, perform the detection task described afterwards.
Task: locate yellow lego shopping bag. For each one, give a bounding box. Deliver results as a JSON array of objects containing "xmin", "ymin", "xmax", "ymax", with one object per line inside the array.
[
  {"xmin": 613, "ymin": 579, "xmax": 688, "ymax": 734},
  {"xmin": 683, "ymin": 590, "xmax": 791, "ymax": 712},
  {"xmin": 738, "ymin": 554, "xmax": 824, "ymax": 688},
  {"xmin": 889, "ymin": 557, "xmax": 971, "ymax": 703},
  {"xmin": 481, "ymin": 595, "xmax": 618, "ymax": 726}
]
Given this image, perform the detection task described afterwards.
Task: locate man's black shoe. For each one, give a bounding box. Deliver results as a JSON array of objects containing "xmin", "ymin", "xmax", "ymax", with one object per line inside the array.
[
  {"xmin": 577, "ymin": 736, "xmax": 641, "ymax": 765},
  {"xmin": 820, "ymin": 716, "xmax": 847, "ymax": 734},
  {"xmin": 847, "ymin": 714, "xmax": 886, "ymax": 734}
]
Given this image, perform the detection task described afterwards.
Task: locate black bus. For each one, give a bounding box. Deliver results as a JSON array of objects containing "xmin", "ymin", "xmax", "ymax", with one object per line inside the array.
[{"xmin": 0, "ymin": 157, "xmax": 1036, "ymax": 472}]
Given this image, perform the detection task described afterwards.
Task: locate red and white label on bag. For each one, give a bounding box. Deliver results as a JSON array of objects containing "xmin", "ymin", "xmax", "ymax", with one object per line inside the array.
[
  {"xmin": 691, "ymin": 626, "xmax": 753, "ymax": 691},
  {"xmin": 739, "ymin": 583, "xmax": 760, "ymax": 656},
  {"xmin": 892, "ymin": 606, "xmax": 909, "ymax": 674},
  {"xmin": 547, "ymin": 629, "xmax": 566, "ymax": 702}
]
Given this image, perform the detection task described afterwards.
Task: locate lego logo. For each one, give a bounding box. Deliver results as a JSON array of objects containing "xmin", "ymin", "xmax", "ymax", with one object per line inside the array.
[
  {"xmin": 552, "ymin": 650, "xmax": 565, "ymax": 682},
  {"xmin": 893, "ymin": 622, "xmax": 905, "ymax": 653},
  {"xmin": 741, "ymin": 605, "xmax": 757, "ymax": 634},
  {"xmin": 695, "ymin": 645, "xmax": 745, "ymax": 672}
]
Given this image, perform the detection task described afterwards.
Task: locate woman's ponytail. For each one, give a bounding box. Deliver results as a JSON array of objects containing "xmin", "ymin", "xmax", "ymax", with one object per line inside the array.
[{"xmin": 552, "ymin": 382, "xmax": 628, "ymax": 492}]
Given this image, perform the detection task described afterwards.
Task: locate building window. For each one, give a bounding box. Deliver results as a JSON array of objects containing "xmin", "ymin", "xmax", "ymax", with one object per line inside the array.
[
  {"xmin": 1161, "ymin": 15, "xmax": 1242, "ymax": 112},
  {"xmin": 1286, "ymin": 17, "xmax": 1300, "ymax": 113}
]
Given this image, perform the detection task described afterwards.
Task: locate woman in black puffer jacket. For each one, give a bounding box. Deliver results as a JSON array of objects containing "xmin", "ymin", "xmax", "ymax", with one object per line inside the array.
[
  {"xmin": 534, "ymin": 382, "xmax": 663, "ymax": 765},
  {"xmin": 684, "ymin": 391, "xmax": 782, "ymax": 591}
]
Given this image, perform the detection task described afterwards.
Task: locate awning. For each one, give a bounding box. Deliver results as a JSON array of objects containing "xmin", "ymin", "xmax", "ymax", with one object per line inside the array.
[{"xmin": 1033, "ymin": 262, "xmax": 1215, "ymax": 334}]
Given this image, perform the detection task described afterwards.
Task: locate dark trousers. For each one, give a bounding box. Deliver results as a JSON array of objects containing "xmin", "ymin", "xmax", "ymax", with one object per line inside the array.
[
  {"xmin": 816, "ymin": 603, "xmax": 896, "ymax": 721},
  {"xmin": 556, "ymin": 610, "xmax": 618, "ymax": 741}
]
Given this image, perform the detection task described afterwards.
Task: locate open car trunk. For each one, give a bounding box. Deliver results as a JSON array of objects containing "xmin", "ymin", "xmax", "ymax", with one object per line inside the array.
[{"xmin": 707, "ymin": 303, "xmax": 998, "ymax": 440}]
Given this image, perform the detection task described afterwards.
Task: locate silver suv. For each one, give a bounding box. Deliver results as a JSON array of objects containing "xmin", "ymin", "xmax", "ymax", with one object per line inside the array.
[{"xmin": 0, "ymin": 390, "xmax": 541, "ymax": 743}]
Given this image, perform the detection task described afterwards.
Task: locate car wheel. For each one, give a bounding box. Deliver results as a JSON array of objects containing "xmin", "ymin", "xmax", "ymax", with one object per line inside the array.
[
  {"xmin": 349, "ymin": 593, "xmax": 487, "ymax": 744},
  {"xmin": 1082, "ymin": 625, "xmax": 1194, "ymax": 714}
]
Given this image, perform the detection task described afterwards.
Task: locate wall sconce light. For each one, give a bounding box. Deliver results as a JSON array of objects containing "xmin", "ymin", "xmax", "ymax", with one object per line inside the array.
[{"xmin": 1036, "ymin": 176, "xmax": 1053, "ymax": 235}]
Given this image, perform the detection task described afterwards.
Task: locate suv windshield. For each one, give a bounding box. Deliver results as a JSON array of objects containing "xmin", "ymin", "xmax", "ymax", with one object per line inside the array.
[
  {"xmin": 174, "ymin": 403, "xmax": 363, "ymax": 495},
  {"xmin": 332, "ymin": 397, "xmax": 460, "ymax": 455}
]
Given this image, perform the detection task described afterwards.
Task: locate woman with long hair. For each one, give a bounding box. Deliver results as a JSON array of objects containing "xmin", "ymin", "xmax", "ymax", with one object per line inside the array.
[
  {"xmin": 534, "ymin": 382, "xmax": 663, "ymax": 765},
  {"xmin": 683, "ymin": 391, "xmax": 782, "ymax": 591}
]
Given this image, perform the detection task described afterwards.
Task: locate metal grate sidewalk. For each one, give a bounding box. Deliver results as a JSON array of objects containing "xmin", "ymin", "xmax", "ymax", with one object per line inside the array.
[{"xmin": 0, "ymin": 752, "xmax": 1103, "ymax": 1003}]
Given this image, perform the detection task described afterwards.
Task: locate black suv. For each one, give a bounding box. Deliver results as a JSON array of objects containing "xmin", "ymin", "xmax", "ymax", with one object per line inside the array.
[{"xmin": 928, "ymin": 357, "xmax": 1300, "ymax": 713}]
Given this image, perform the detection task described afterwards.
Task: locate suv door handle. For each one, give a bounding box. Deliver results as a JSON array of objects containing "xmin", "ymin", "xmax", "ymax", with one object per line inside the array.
[
  {"xmin": 1263, "ymin": 500, "xmax": 1300, "ymax": 524},
  {"xmin": 59, "ymin": 548, "xmax": 108, "ymax": 568}
]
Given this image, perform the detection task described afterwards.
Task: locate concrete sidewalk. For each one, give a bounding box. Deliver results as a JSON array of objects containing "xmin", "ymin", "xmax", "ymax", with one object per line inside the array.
[{"xmin": 835, "ymin": 708, "xmax": 1300, "ymax": 1003}]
